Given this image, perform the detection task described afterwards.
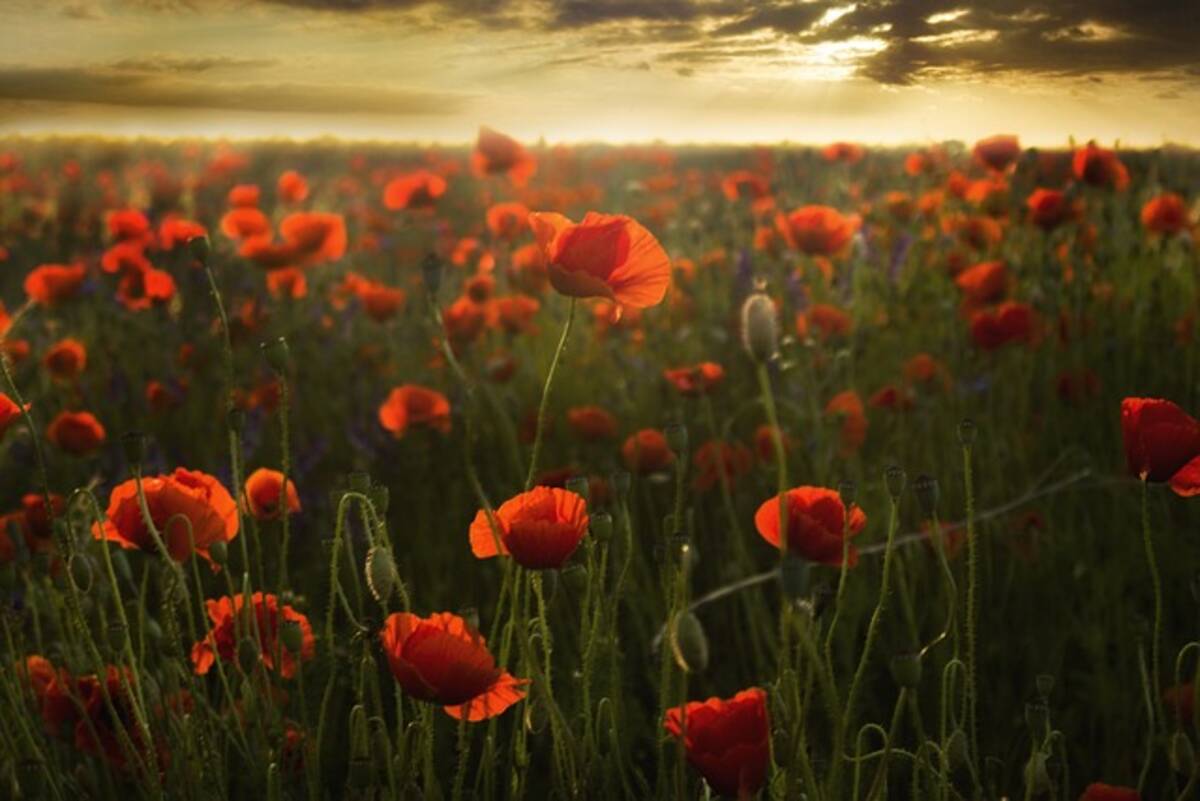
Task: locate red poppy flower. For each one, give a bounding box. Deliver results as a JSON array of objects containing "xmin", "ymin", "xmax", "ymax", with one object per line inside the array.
[
  {"xmin": 869, "ymin": 384, "xmax": 913, "ymax": 410},
  {"xmin": 380, "ymin": 611, "xmax": 527, "ymax": 721},
  {"xmin": 25, "ymin": 263, "xmax": 87, "ymax": 306},
  {"xmin": 486, "ymin": 202, "xmax": 531, "ymax": 239},
  {"xmin": 1026, "ymin": 188, "xmax": 1075, "ymax": 230},
  {"xmin": 1078, "ymin": 784, "xmax": 1139, "ymax": 801},
  {"xmin": 972, "ymin": 134, "xmax": 1021, "ymax": 173},
  {"xmin": 969, "ymin": 302, "xmax": 1035, "ymax": 350},
  {"xmin": 116, "ymin": 264, "xmax": 176, "ymax": 312},
  {"xmin": 21, "ymin": 655, "xmax": 77, "ymax": 737},
  {"xmin": 93, "ymin": 468, "xmax": 239, "ymax": 564},
  {"xmin": 664, "ymin": 362, "xmax": 725, "ymax": 396},
  {"xmin": 0, "ymin": 392, "xmax": 28, "ymax": 438},
  {"xmin": 107, "ymin": 208, "xmax": 151, "ymax": 242},
  {"xmin": 342, "ymin": 273, "xmax": 407, "ymax": 322},
  {"xmin": 721, "ymin": 171, "xmax": 771, "ymax": 201},
  {"xmin": 159, "ymin": 216, "xmax": 207, "ymax": 251},
  {"xmin": 472, "ymin": 126, "xmax": 537, "ymax": 186},
  {"xmin": 622, "ymin": 428, "xmax": 675, "ymax": 473},
  {"xmin": 191, "ymin": 592, "xmax": 315, "ymax": 679},
  {"xmin": 279, "ymin": 212, "xmax": 347, "ymax": 265},
  {"xmin": 384, "ymin": 170, "xmax": 448, "ymax": 210},
  {"xmin": 72, "ymin": 665, "xmax": 152, "ymax": 770},
  {"xmin": 244, "ymin": 468, "xmax": 300, "ymax": 520},
  {"xmin": 566, "ymin": 405, "xmax": 618, "ymax": 441},
  {"xmin": 469, "ymin": 486, "xmax": 588, "ymax": 569},
  {"xmin": 692, "ymin": 440, "xmax": 753, "ymax": 492},
  {"xmin": 46, "ymin": 410, "xmax": 105, "ymax": 455},
  {"xmin": 528, "ymin": 211, "xmax": 671, "ymax": 309},
  {"xmin": 1120, "ymin": 398, "xmax": 1200, "ymax": 493},
  {"xmin": 776, "ymin": 206, "xmax": 859, "ymax": 256},
  {"xmin": 825, "ymin": 390, "xmax": 867, "ymax": 455},
  {"xmin": 663, "ymin": 688, "xmax": 770, "ymax": 799},
  {"xmin": 220, "ymin": 207, "xmax": 271, "ymax": 240},
  {"xmin": 227, "ymin": 184, "xmax": 261, "ymax": 208},
  {"xmin": 821, "ymin": 142, "xmax": 864, "ymax": 164},
  {"xmin": 266, "ymin": 268, "xmax": 308, "ymax": 300},
  {"xmin": 378, "ymin": 385, "xmax": 451, "ymax": 437},
  {"xmin": 43, "ymin": 338, "xmax": 87, "ymax": 381},
  {"xmin": 442, "ymin": 295, "xmax": 489, "ymax": 348},
  {"xmin": 1072, "ymin": 142, "xmax": 1129, "ymax": 190},
  {"xmin": 492, "ymin": 294, "xmax": 538, "ymax": 334},
  {"xmin": 797, "ymin": 303, "xmax": 852, "ymax": 340},
  {"xmin": 955, "ymin": 261, "xmax": 1008, "ymax": 306},
  {"xmin": 1141, "ymin": 192, "xmax": 1189, "ymax": 235},
  {"xmin": 754, "ymin": 486, "xmax": 866, "ymax": 566},
  {"xmin": 277, "ymin": 170, "xmax": 309, "ymax": 204}
]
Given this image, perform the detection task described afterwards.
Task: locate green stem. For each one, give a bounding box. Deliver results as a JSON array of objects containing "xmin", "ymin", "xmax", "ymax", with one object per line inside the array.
[{"xmin": 525, "ymin": 298, "xmax": 577, "ymax": 490}]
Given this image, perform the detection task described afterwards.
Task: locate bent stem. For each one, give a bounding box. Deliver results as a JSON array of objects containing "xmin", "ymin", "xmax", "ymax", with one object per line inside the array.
[
  {"xmin": 1142, "ymin": 479, "xmax": 1163, "ymax": 730},
  {"xmin": 525, "ymin": 297, "xmax": 577, "ymax": 491}
]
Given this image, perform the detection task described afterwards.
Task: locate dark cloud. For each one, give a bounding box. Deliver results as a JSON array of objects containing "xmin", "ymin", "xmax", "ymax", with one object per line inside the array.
[
  {"xmin": 0, "ymin": 66, "xmax": 469, "ymax": 114},
  {"xmin": 109, "ymin": 55, "xmax": 278, "ymax": 73},
  {"xmin": 715, "ymin": 2, "xmax": 831, "ymax": 37}
]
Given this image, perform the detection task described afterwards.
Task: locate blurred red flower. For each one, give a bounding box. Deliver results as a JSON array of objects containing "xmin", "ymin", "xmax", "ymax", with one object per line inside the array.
[{"xmin": 663, "ymin": 688, "xmax": 770, "ymax": 799}]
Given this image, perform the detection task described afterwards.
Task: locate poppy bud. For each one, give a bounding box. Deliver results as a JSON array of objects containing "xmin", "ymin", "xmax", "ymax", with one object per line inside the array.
[
  {"xmin": 145, "ymin": 617, "xmax": 163, "ymax": 646},
  {"xmin": 121, "ymin": 430, "xmax": 147, "ymax": 469},
  {"xmin": 957, "ymin": 418, "xmax": 977, "ymax": 448},
  {"xmin": 610, "ymin": 470, "xmax": 631, "ymax": 498},
  {"xmin": 564, "ymin": 476, "xmax": 589, "ymax": 500},
  {"xmin": 913, "ymin": 473, "xmax": 939, "ymax": 519},
  {"xmin": 890, "ymin": 652, "xmax": 922, "ymax": 689},
  {"xmin": 1170, "ymin": 731, "xmax": 1196, "ymax": 775},
  {"xmin": 945, "ymin": 728, "xmax": 970, "ymax": 769},
  {"xmin": 589, "ymin": 512, "xmax": 613, "ymax": 543},
  {"xmin": 208, "ymin": 539, "xmax": 228, "ymax": 567},
  {"xmin": 227, "ymin": 406, "xmax": 245, "ymax": 435},
  {"xmin": 884, "ymin": 464, "xmax": 907, "ymax": 500},
  {"xmin": 1024, "ymin": 702, "xmax": 1048, "ymax": 737},
  {"xmin": 524, "ymin": 692, "xmax": 549, "ymax": 735},
  {"xmin": 1035, "ymin": 674, "xmax": 1055, "ymax": 700},
  {"xmin": 365, "ymin": 546, "xmax": 397, "ymax": 604},
  {"xmin": 68, "ymin": 554, "xmax": 93, "ymax": 594},
  {"xmin": 187, "ymin": 235, "xmax": 210, "ymax": 265},
  {"xmin": 780, "ymin": 554, "xmax": 809, "ymax": 600},
  {"xmin": 280, "ymin": 620, "xmax": 304, "ymax": 654},
  {"xmin": 237, "ymin": 636, "xmax": 260, "ymax": 674},
  {"xmin": 261, "ymin": 337, "xmax": 290, "ymax": 375},
  {"xmin": 837, "ymin": 478, "xmax": 857, "ymax": 506},
  {"xmin": 740, "ymin": 292, "xmax": 778, "ymax": 363},
  {"xmin": 1023, "ymin": 753, "xmax": 1050, "ymax": 796},
  {"xmin": 422, "ymin": 252, "xmax": 442, "ymax": 298},
  {"xmin": 665, "ymin": 423, "xmax": 689, "ymax": 455},
  {"xmin": 669, "ymin": 611, "xmax": 709, "ymax": 673},
  {"xmin": 266, "ymin": 763, "xmax": 283, "ymax": 801},
  {"xmin": 349, "ymin": 703, "xmax": 370, "ymax": 761}
]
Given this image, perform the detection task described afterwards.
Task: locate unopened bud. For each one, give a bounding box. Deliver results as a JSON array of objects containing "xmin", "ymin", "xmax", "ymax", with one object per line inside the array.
[
  {"xmin": 1024, "ymin": 753, "xmax": 1050, "ymax": 795},
  {"xmin": 669, "ymin": 611, "xmax": 709, "ymax": 673},
  {"xmin": 68, "ymin": 554, "xmax": 93, "ymax": 594},
  {"xmin": 368, "ymin": 485, "xmax": 389, "ymax": 516},
  {"xmin": 837, "ymin": 479, "xmax": 857, "ymax": 506},
  {"xmin": 957, "ymin": 418, "xmax": 977, "ymax": 448},
  {"xmin": 1170, "ymin": 731, "xmax": 1196, "ymax": 775},
  {"xmin": 261, "ymin": 337, "xmax": 290, "ymax": 375},
  {"xmin": 280, "ymin": 620, "xmax": 303, "ymax": 654},
  {"xmin": 237, "ymin": 636, "xmax": 261, "ymax": 674},
  {"xmin": 422, "ymin": 253, "xmax": 442, "ymax": 298},
  {"xmin": 590, "ymin": 512, "xmax": 612, "ymax": 543},
  {"xmin": 365, "ymin": 546, "xmax": 397, "ymax": 604},
  {"xmin": 348, "ymin": 471, "xmax": 372, "ymax": 494},
  {"xmin": 208, "ymin": 540, "xmax": 228, "ymax": 567},
  {"xmin": 740, "ymin": 292, "xmax": 779, "ymax": 363},
  {"xmin": 913, "ymin": 474, "xmax": 939, "ymax": 519},
  {"xmin": 121, "ymin": 431, "xmax": 147, "ymax": 469}
]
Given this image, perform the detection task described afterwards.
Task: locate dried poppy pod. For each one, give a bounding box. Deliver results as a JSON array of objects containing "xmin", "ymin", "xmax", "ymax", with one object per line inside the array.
[{"xmin": 740, "ymin": 292, "xmax": 778, "ymax": 363}]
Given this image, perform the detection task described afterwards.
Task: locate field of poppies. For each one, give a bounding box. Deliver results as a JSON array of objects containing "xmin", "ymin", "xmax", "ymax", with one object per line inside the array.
[{"xmin": 0, "ymin": 129, "xmax": 1198, "ymax": 801}]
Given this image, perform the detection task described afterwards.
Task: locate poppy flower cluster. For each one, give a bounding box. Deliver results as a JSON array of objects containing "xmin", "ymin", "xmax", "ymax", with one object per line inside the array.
[{"xmin": 191, "ymin": 592, "xmax": 315, "ymax": 679}]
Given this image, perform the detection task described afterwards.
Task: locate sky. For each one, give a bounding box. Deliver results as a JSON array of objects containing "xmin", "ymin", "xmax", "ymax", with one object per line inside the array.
[{"xmin": 1, "ymin": 0, "xmax": 1198, "ymax": 146}]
